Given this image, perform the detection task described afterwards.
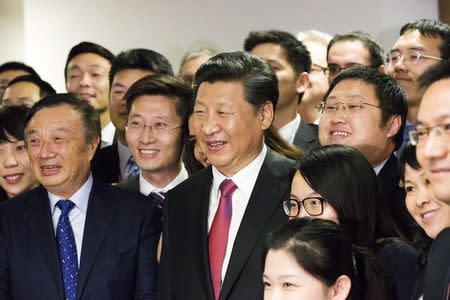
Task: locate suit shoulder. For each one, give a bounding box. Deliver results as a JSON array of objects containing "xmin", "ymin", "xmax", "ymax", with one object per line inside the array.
[
  {"xmin": 0, "ymin": 187, "xmax": 44, "ymax": 216},
  {"xmin": 169, "ymin": 167, "xmax": 211, "ymax": 195},
  {"xmin": 93, "ymin": 180, "xmax": 152, "ymax": 209},
  {"xmin": 265, "ymin": 150, "xmax": 297, "ymax": 178}
]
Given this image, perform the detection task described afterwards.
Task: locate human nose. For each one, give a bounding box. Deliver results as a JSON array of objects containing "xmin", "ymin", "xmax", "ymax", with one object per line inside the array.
[
  {"xmin": 415, "ymin": 186, "xmax": 430, "ymax": 207},
  {"xmin": 330, "ymin": 103, "xmax": 348, "ymax": 122},
  {"xmin": 79, "ymin": 73, "xmax": 91, "ymax": 87},
  {"xmin": 200, "ymin": 113, "xmax": 220, "ymax": 136},
  {"xmin": 2, "ymin": 148, "xmax": 18, "ymax": 168},
  {"xmin": 39, "ymin": 140, "xmax": 57, "ymax": 159}
]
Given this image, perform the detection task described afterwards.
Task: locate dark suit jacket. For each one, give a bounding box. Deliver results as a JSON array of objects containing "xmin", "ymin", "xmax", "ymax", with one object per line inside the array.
[
  {"xmin": 91, "ymin": 144, "xmax": 121, "ymax": 184},
  {"xmin": 159, "ymin": 149, "xmax": 296, "ymax": 300},
  {"xmin": 292, "ymin": 121, "xmax": 320, "ymax": 151},
  {"xmin": 377, "ymin": 154, "xmax": 415, "ymax": 239},
  {"xmin": 0, "ymin": 180, "xmax": 161, "ymax": 300},
  {"xmin": 120, "ymin": 175, "xmax": 140, "ymax": 193}
]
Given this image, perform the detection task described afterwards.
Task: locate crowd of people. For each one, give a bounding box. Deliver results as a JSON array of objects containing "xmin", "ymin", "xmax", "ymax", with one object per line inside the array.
[{"xmin": 0, "ymin": 17, "xmax": 448, "ymax": 300}]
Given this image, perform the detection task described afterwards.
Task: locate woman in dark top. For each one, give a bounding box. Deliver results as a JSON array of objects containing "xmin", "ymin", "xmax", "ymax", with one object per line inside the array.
[
  {"xmin": 399, "ymin": 143, "xmax": 450, "ymax": 299},
  {"xmin": 287, "ymin": 145, "xmax": 418, "ymax": 300},
  {"xmin": 0, "ymin": 105, "xmax": 38, "ymax": 199}
]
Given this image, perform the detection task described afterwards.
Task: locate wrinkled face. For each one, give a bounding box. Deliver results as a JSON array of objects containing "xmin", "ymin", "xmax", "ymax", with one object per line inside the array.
[
  {"xmin": 180, "ymin": 55, "xmax": 211, "ymax": 87},
  {"xmin": 387, "ymin": 30, "xmax": 442, "ymax": 110},
  {"xmin": 66, "ymin": 53, "xmax": 111, "ymax": 113},
  {"xmin": 290, "ymin": 170, "xmax": 339, "ymax": 223},
  {"xmin": 327, "ymin": 40, "xmax": 372, "ymax": 83},
  {"xmin": 25, "ymin": 104, "xmax": 98, "ymax": 199},
  {"xmin": 188, "ymin": 116, "xmax": 209, "ymax": 167},
  {"xmin": 2, "ymin": 82, "xmax": 41, "ymax": 107},
  {"xmin": 416, "ymin": 79, "xmax": 450, "ymax": 204},
  {"xmin": 0, "ymin": 70, "xmax": 30, "ymax": 95},
  {"xmin": 263, "ymin": 249, "xmax": 334, "ymax": 300},
  {"xmin": 404, "ymin": 164, "xmax": 450, "ymax": 238},
  {"xmin": 193, "ymin": 81, "xmax": 272, "ymax": 177},
  {"xmin": 109, "ymin": 69, "xmax": 153, "ymax": 134},
  {"xmin": 0, "ymin": 134, "xmax": 38, "ymax": 198},
  {"xmin": 318, "ymin": 79, "xmax": 398, "ymax": 165},
  {"xmin": 250, "ymin": 43, "xmax": 301, "ymax": 113},
  {"xmin": 126, "ymin": 95, "xmax": 183, "ymax": 180}
]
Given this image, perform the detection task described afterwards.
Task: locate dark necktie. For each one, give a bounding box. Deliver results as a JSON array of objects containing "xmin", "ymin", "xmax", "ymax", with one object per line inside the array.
[
  {"xmin": 125, "ymin": 156, "xmax": 140, "ymax": 178},
  {"xmin": 208, "ymin": 179, "xmax": 237, "ymax": 300},
  {"xmin": 55, "ymin": 200, "xmax": 78, "ymax": 300},
  {"xmin": 148, "ymin": 191, "xmax": 167, "ymax": 208}
]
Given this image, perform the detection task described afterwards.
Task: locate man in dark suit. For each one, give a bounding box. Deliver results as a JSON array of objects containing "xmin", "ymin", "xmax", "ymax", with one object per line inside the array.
[
  {"xmin": 244, "ymin": 30, "xmax": 319, "ymax": 151},
  {"xmin": 91, "ymin": 48, "xmax": 174, "ymax": 184},
  {"xmin": 159, "ymin": 51, "xmax": 297, "ymax": 299},
  {"xmin": 0, "ymin": 94, "xmax": 160, "ymax": 299},
  {"xmin": 318, "ymin": 66, "xmax": 414, "ymax": 238}
]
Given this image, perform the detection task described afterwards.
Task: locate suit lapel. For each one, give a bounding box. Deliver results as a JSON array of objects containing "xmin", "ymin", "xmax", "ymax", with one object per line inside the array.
[
  {"xmin": 77, "ymin": 181, "xmax": 114, "ymax": 298},
  {"xmin": 24, "ymin": 186, "xmax": 65, "ymax": 299},
  {"xmin": 219, "ymin": 151, "xmax": 289, "ymax": 299}
]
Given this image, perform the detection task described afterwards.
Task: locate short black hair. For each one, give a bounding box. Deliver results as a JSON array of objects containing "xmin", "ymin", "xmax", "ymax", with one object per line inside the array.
[
  {"xmin": 327, "ymin": 31, "xmax": 385, "ymax": 68},
  {"xmin": 0, "ymin": 61, "xmax": 40, "ymax": 78},
  {"xmin": 24, "ymin": 93, "xmax": 101, "ymax": 148},
  {"xmin": 418, "ymin": 59, "xmax": 450, "ymax": 90},
  {"xmin": 244, "ymin": 29, "xmax": 311, "ymax": 74},
  {"xmin": 398, "ymin": 143, "xmax": 421, "ymax": 182},
  {"xmin": 64, "ymin": 41, "xmax": 115, "ymax": 81},
  {"xmin": 6, "ymin": 75, "xmax": 56, "ymax": 98},
  {"xmin": 125, "ymin": 74, "xmax": 193, "ymax": 139},
  {"xmin": 109, "ymin": 48, "xmax": 174, "ymax": 88},
  {"xmin": 325, "ymin": 66, "xmax": 408, "ymax": 150},
  {"xmin": 400, "ymin": 19, "xmax": 450, "ymax": 59},
  {"xmin": 0, "ymin": 104, "xmax": 30, "ymax": 142}
]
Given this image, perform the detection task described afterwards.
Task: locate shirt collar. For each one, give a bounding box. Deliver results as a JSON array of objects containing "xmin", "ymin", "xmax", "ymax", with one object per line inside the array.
[
  {"xmin": 48, "ymin": 174, "xmax": 93, "ymax": 214},
  {"xmin": 212, "ymin": 144, "xmax": 267, "ymax": 198},
  {"xmin": 373, "ymin": 157, "xmax": 390, "ymax": 175},
  {"xmin": 278, "ymin": 114, "xmax": 301, "ymax": 144},
  {"xmin": 139, "ymin": 164, "xmax": 189, "ymax": 195}
]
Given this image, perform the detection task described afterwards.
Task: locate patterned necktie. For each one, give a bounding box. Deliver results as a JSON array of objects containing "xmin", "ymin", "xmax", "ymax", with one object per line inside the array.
[
  {"xmin": 208, "ymin": 179, "xmax": 237, "ymax": 300},
  {"xmin": 148, "ymin": 191, "xmax": 167, "ymax": 209},
  {"xmin": 125, "ymin": 156, "xmax": 140, "ymax": 178},
  {"xmin": 55, "ymin": 200, "xmax": 78, "ymax": 300}
]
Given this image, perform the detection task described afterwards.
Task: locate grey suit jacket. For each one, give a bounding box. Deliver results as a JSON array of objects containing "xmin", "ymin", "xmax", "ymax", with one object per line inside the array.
[
  {"xmin": 292, "ymin": 120, "xmax": 320, "ymax": 150},
  {"xmin": 158, "ymin": 149, "xmax": 297, "ymax": 300}
]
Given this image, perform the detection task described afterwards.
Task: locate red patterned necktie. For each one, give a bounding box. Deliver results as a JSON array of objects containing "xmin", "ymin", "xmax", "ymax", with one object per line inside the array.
[{"xmin": 208, "ymin": 179, "xmax": 237, "ymax": 300}]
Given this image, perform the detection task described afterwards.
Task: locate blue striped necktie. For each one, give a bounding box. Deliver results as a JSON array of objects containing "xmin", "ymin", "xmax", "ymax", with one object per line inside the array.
[{"xmin": 55, "ymin": 200, "xmax": 78, "ymax": 300}]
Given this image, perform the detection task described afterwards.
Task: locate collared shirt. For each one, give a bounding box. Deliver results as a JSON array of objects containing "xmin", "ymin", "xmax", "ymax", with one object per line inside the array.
[
  {"xmin": 100, "ymin": 122, "xmax": 116, "ymax": 149},
  {"xmin": 373, "ymin": 157, "xmax": 390, "ymax": 175},
  {"xmin": 139, "ymin": 164, "xmax": 189, "ymax": 195},
  {"xmin": 49, "ymin": 174, "xmax": 93, "ymax": 266},
  {"xmin": 208, "ymin": 144, "xmax": 267, "ymax": 282},
  {"xmin": 278, "ymin": 114, "xmax": 301, "ymax": 144},
  {"xmin": 117, "ymin": 140, "xmax": 132, "ymax": 180}
]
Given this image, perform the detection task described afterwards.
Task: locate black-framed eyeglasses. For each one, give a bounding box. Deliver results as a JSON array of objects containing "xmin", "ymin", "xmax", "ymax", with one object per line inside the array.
[{"xmin": 283, "ymin": 197, "xmax": 324, "ymax": 217}]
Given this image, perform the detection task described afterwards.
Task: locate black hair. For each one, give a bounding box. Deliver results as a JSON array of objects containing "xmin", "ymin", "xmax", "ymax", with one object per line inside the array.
[
  {"xmin": 6, "ymin": 75, "xmax": 56, "ymax": 98},
  {"xmin": 64, "ymin": 41, "xmax": 115, "ymax": 81},
  {"xmin": 0, "ymin": 105, "xmax": 30, "ymax": 142},
  {"xmin": 325, "ymin": 66, "xmax": 408, "ymax": 150},
  {"xmin": 400, "ymin": 19, "xmax": 450, "ymax": 60},
  {"xmin": 327, "ymin": 31, "xmax": 385, "ymax": 68},
  {"xmin": 109, "ymin": 48, "xmax": 174, "ymax": 88},
  {"xmin": 418, "ymin": 59, "xmax": 450, "ymax": 90},
  {"xmin": 23, "ymin": 93, "xmax": 101, "ymax": 149},
  {"xmin": 0, "ymin": 61, "xmax": 40, "ymax": 78},
  {"xmin": 244, "ymin": 29, "xmax": 311, "ymax": 74}
]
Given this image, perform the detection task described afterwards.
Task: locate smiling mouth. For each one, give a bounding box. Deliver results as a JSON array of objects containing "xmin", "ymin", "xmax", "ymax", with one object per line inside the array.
[
  {"xmin": 3, "ymin": 173, "xmax": 24, "ymax": 184},
  {"xmin": 331, "ymin": 131, "xmax": 350, "ymax": 137},
  {"xmin": 40, "ymin": 165, "xmax": 61, "ymax": 176},
  {"xmin": 421, "ymin": 209, "xmax": 439, "ymax": 220}
]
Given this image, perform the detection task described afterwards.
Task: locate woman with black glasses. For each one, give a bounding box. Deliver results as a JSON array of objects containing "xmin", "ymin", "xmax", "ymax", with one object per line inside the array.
[{"xmin": 287, "ymin": 144, "xmax": 417, "ymax": 300}]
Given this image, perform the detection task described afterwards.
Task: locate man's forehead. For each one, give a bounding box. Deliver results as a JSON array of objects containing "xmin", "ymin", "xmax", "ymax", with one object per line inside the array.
[{"xmin": 394, "ymin": 29, "xmax": 442, "ymax": 51}]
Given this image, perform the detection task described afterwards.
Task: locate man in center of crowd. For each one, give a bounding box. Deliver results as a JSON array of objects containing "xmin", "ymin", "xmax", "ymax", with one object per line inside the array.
[{"xmin": 158, "ymin": 51, "xmax": 297, "ymax": 299}]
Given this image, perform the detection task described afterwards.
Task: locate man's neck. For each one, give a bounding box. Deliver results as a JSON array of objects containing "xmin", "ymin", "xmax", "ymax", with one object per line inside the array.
[
  {"xmin": 407, "ymin": 104, "xmax": 419, "ymax": 124},
  {"xmin": 141, "ymin": 164, "xmax": 182, "ymax": 189},
  {"xmin": 117, "ymin": 129, "xmax": 127, "ymax": 146},
  {"xmin": 298, "ymin": 102, "xmax": 319, "ymax": 124},
  {"xmin": 99, "ymin": 111, "xmax": 111, "ymax": 129},
  {"xmin": 273, "ymin": 103, "xmax": 298, "ymax": 129}
]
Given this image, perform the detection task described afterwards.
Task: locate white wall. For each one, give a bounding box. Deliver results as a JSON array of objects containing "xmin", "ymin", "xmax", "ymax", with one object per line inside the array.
[
  {"xmin": 0, "ymin": 0, "xmax": 24, "ymax": 63},
  {"xmin": 2, "ymin": 0, "xmax": 439, "ymax": 91}
]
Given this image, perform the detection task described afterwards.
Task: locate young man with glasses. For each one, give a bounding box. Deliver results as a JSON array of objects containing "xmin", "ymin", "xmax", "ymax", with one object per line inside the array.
[
  {"xmin": 318, "ymin": 66, "xmax": 414, "ymax": 239},
  {"xmin": 411, "ymin": 59, "xmax": 450, "ymax": 300},
  {"xmin": 387, "ymin": 19, "xmax": 450, "ymax": 148}
]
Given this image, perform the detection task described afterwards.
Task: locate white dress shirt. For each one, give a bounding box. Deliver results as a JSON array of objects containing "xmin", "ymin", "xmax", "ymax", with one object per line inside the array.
[
  {"xmin": 278, "ymin": 114, "xmax": 301, "ymax": 144},
  {"xmin": 100, "ymin": 121, "xmax": 116, "ymax": 148},
  {"xmin": 373, "ymin": 156, "xmax": 389, "ymax": 175},
  {"xmin": 139, "ymin": 164, "xmax": 189, "ymax": 195},
  {"xmin": 49, "ymin": 174, "xmax": 93, "ymax": 266},
  {"xmin": 208, "ymin": 145, "xmax": 267, "ymax": 283}
]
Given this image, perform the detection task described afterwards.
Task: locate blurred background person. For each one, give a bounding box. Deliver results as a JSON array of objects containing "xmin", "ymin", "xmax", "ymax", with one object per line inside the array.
[
  {"xmin": 179, "ymin": 47, "xmax": 217, "ymax": 87},
  {"xmin": 2, "ymin": 75, "xmax": 55, "ymax": 107},
  {"xmin": 0, "ymin": 61, "xmax": 40, "ymax": 98}
]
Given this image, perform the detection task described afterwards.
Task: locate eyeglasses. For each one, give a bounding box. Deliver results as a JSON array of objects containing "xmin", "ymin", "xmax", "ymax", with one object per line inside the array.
[
  {"xmin": 386, "ymin": 52, "xmax": 442, "ymax": 65},
  {"xmin": 316, "ymin": 101, "xmax": 391, "ymax": 116},
  {"xmin": 282, "ymin": 197, "xmax": 324, "ymax": 217},
  {"xmin": 126, "ymin": 119, "xmax": 182, "ymax": 135},
  {"xmin": 311, "ymin": 64, "xmax": 328, "ymax": 74},
  {"xmin": 409, "ymin": 123, "xmax": 450, "ymax": 146},
  {"xmin": 327, "ymin": 63, "xmax": 365, "ymax": 78}
]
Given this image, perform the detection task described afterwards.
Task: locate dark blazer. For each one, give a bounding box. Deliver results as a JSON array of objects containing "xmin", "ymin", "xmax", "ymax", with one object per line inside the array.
[
  {"xmin": 423, "ymin": 227, "xmax": 450, "ymax": 300},
  {"xmin": 120, "ymin": 175, "xmax": 140, "ymax": 193},
  {"xmin": 0, "ymin": 180, "xmax": 161, "ymax": 300},
  {"xmin": 159, "ymin": 149, "xmax": 296, "ymax": 300},
  {"xmin": 292, "ymin": 121, "xmax": 320, "ymax": 151},
  {"xmin": 91, "ymin": 144, "xmax": 121, "ymax": 184},
  {"xmin": 377, "ymin": 153, "xmax": 415, "ymax": 239}
]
